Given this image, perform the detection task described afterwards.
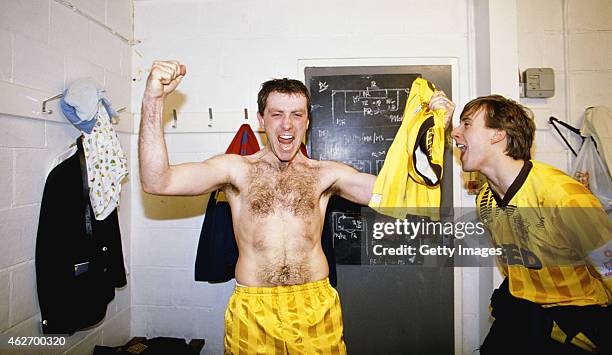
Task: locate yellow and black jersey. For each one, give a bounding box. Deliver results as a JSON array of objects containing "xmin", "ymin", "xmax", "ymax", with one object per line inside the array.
[
  {"xmin": 477, "ymin": 160, "xmax": 612, "ymax": 307},
  {"xmin": 369, "ymin": 78, "xmax": 446, "ymax": 219}
]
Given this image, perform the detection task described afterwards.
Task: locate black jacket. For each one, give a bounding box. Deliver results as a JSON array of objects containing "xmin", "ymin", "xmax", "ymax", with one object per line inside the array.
[{"xmin": 35, "ymin": 137, "xmax": 126, "ymax": 334}]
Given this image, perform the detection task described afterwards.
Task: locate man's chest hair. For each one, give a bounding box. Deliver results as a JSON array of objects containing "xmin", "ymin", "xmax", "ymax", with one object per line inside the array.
[{"xmin": 247, "ymin": 160, "xmax": 320, "ymax": 217}]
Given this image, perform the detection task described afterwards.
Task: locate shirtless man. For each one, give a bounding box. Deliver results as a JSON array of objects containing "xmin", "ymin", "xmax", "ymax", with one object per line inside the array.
[{"xmin": 139, "ymin": 60, "xmax": 455, "ymax": 354}]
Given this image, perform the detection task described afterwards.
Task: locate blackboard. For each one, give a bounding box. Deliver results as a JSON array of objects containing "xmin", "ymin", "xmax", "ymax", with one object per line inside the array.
[
  {"xmin": 307, "ymin": 66, "xmax": 453, "ymax": 266},
  {"xmin": 309, "ymin": 73, "xmax": 418, "ymax": 171},
  {"xmin": 305, "ymin": 65, "xmax": 455, "ymax": 355}
]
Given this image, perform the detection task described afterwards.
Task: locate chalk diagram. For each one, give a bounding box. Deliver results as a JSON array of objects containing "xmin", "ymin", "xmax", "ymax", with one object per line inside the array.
[
  {"xmin": 329, "ymin": 81, "xmax": 410, "ymax": 126},
  {"xmin": 331, "ymin": 212, "xmax": 366, "ymax": 245}
]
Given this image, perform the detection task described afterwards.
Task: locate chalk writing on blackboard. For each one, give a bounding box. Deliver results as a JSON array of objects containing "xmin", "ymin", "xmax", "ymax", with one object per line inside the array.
[
  {"xmin": 329, "ymin": 85, "xmax": 410, "ymax": 125},
  {"xmin": 331, "ymin": 211, "xmax": 366, "ymax": 242}
]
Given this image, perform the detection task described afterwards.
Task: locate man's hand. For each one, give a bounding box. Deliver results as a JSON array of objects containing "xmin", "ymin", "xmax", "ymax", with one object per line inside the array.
[
  {"xmin": 429, "ymin": 91, "xmax": 456, "ymax": 128},
  {"xmin": 144, "ymin": 60, "xmax": 187, "ymax": 99}
]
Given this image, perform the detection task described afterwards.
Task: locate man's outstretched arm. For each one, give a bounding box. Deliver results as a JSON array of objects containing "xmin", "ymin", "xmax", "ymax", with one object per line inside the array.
[
  {"xmin": 139, "ymin": 60, "xmax": 234, "ymax": 196},
  {"xmin": 329, "ymin": 163, "xmax": 377, "ymax": 206}
]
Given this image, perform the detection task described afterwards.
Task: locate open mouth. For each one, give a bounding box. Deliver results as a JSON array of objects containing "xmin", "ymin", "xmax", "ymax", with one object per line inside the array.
[
  {"xmin": 278, "ymin": 134, "xmax": 295, "ymax": 150},
  {"xmin": 456, "ymin": 143, "xmax": 467, "ymax": 158}
]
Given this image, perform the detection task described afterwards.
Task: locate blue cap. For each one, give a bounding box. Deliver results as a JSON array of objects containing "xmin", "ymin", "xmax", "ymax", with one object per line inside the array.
[{"xmin": 60, "ymin": 90, "xmax": 97, "ymax": 134}]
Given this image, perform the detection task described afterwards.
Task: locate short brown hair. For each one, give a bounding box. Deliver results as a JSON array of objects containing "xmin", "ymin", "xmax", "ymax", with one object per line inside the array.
[
  {"xmin": 460, "ymin": 95, "xmax": 535, "ymax": 160},
  {"xmin": 257, "ymin": 78, "xmax": 311, "ymax": 118}
]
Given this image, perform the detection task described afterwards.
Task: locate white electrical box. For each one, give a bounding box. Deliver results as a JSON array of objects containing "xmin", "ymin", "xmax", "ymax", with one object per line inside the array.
[{"xmin": 524, "ymin": 68, "xmax": 555, "ymax": 98}]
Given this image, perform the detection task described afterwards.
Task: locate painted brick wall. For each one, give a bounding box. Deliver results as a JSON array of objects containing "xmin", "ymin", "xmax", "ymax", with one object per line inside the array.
[
  {"xmin": 0, "ymin": 1, "xmax": 133, "ymax": 354},
  {"xmin": 518, "ymin": 0, "xmax": 612, "ymax": 172}
]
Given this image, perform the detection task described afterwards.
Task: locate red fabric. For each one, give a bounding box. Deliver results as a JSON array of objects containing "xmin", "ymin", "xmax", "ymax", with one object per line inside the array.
[
  {"xmin": 224, "ymin": 124, "xmax": 310, "ymax": 159},
  {"xmin": 225, "ymin": 124, "xmax": 308, "ymax": 158},
  {"xmin": 225, "ymin": 124, "xmax": 260, "ymax": 155}
]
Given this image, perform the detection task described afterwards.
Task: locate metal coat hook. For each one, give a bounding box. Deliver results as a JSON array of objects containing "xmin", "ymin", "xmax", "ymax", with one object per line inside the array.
[
  {"xmin": 244, "ymin": 108, "xmax": 249, "ymax": 120},
  {"xmin": 172, "ymin": 109, "xmax": 178, "ymax": 128},
  {"xmin": 110, "ymin": 107, "xmax": 126, "ymax": 125},
  {"xmin": 208, "ymin": 107, "xmax": 213, "ymax": 127},
  {"xmin": 41, "ymin": 91, "xmax": 126, "ymax": 123},
  {"xmin": 42, "ymin": 93, "xmax": 63, "ymax": 114}
]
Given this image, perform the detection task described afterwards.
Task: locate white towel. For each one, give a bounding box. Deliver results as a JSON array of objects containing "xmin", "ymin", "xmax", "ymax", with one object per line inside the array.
[{"xmin": 82, "ymin": 102, "xmax": 129, "ymax": 220}]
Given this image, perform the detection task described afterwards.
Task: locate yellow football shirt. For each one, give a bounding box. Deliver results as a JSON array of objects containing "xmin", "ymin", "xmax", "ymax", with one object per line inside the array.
[
  {"xmin": 369, "ymin": 78, "xmax": 446, "ymax": 219},
  {"xmin": 477, "ymin": 160, "xmax": 612, "ymax": 307}
]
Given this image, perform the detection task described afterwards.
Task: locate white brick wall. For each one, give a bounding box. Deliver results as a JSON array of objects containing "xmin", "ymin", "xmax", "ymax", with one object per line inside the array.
[
  {"xmin": 0, "ymin": 271, "xmax": 9, "ymax": 331},
  {"xmin": 50, "ymin": 1, "xmax": 91, "ymax": 59},
  {"xmin": 0, "ymin": 149, "xmax": 13, "ymax": 210},
  {"xmin": 0, "ymin": 28, "xmax": 12, "ymax": 82},
  {"xmin": 0, "ymin": 115, "xmax": 46, "ymax": 148},
  {"xmin": 518, "ymin": 0, "xmax": 612, "ymax": 172},
  {"xmin": 0, "ymin": 0, "xmax": 50, "ymax": 44},
  {"xmin": 0, "ymin": 205, "xmax": 39, "ymax": 270},
  {"xmin": 129, "ymin": 127, "xmax": 234, "ymax": 354},
  {"xmin": 567, "ymin": 0, "xmax": 612, "ymax": 31},
  {"xmin": 517, "ymin": 0, "xmax": 568, "ymax": 170},
  {"xmin": 0, "ymin": 1, "xmax": 133, "ymax": 354},
  {"xmin": 13, "ymin": 33, "xmax": 66, "ymax": 93},
  {"xmin": 10, "ymin": 262, "xmax": 39, "ymax": 327}
]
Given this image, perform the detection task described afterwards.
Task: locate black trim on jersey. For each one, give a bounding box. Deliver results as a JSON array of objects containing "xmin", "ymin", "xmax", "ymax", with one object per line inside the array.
[
  {"xmin": 411, "ymin": 115, "xmax": 442, "ymax": 186},
  {"xmin": 489, "ymin": 160, "xmax": 533, "ymax": 207}
]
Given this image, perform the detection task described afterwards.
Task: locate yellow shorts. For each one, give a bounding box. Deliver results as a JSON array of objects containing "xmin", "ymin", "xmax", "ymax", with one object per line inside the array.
[{"xmin": 224, "ymin": 278, "xmax": 346, "ymax": 355}]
